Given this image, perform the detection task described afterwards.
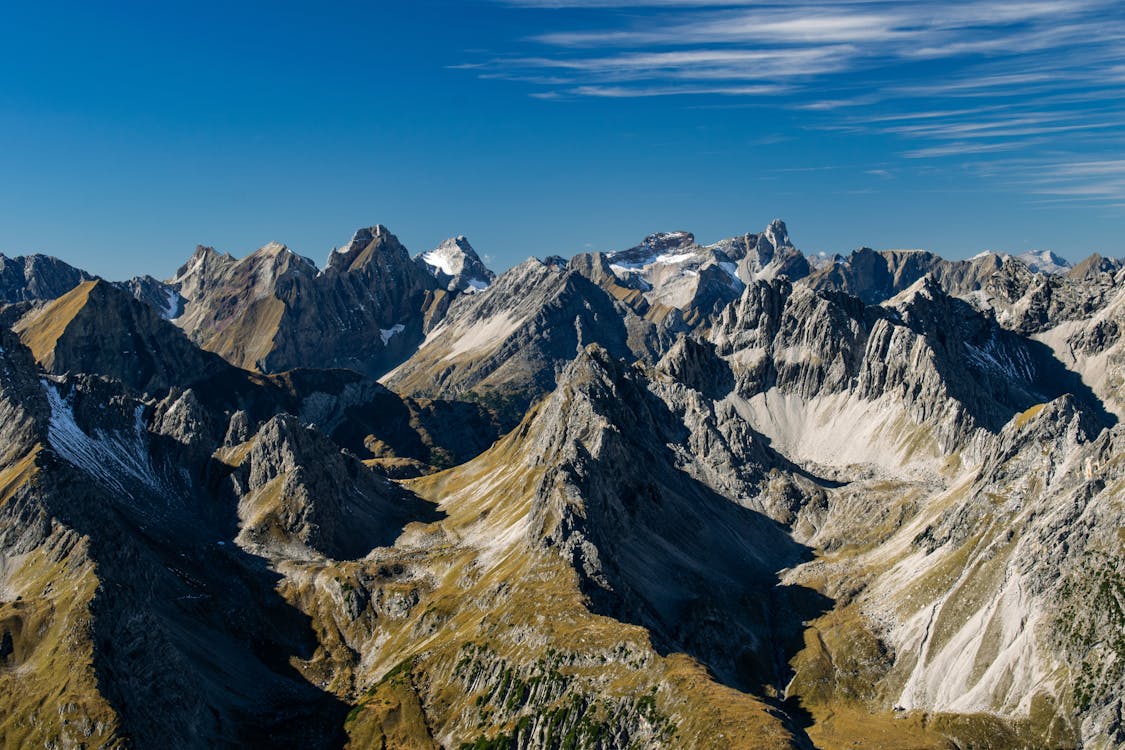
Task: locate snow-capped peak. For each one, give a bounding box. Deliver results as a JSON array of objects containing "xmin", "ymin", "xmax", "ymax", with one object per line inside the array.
[
  {"xmin": 420, "ymin": 236, "xmax": 475, "ymax": 277},
  {"xmin": 1016, "ymin": 250, "xmax": 1071, "ymax": 275},
  {"xmin": 415, "ymin": 236, "xmax": 495, "ymax": 293}
]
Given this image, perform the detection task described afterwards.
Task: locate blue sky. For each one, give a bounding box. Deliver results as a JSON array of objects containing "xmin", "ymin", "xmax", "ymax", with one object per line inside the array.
[{"xmin": 1, "ymin": 0, "xmax": 1122, "ymax": 279}]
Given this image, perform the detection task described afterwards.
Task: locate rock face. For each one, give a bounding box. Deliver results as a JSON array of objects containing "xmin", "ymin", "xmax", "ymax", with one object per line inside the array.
[
  {"xmin": 804, "ymin": 246, "xmax": 994, "ymax": 304},
  {"xmin": 119, "ymin": 274, "xmax": 184, "ymax": 319},
  {"xmin": 1, "ymin": 221, "xmax": 1124, "ymax": 749},
  {"xmin": 0, "ymin": 349, "xmax": 354, "ymax": 748}
]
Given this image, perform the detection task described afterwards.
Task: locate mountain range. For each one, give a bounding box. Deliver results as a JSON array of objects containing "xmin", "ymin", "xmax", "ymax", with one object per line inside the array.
[{"xmin": 0, "ymin": 222, "xmax": 1123, "ymax": 749}]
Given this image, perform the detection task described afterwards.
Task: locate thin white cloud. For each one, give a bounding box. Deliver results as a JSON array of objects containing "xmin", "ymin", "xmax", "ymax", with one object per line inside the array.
[
  {"xmin": 569, "ymin": 83, "xmax": 788, "ymax": 96},
  {"xmin": 475, "ymin": 0, "xmax": 1125, "ymax": 204},
  {"xmin": 903, "ymin": 140, "xmax": 1046, "ymax": 158}
]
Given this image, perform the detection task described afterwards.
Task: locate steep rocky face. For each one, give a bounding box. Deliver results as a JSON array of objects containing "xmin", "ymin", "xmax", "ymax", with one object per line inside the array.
[
  {"xmin": 710, "ymin": 219, "xmax": 810, "ymax": 282},
  {"xmin": 384, "ymin": 257, "xmax": 635, "ymax": 424},
  {"xmin": 782, "ymin": 392, "xmax": 1123, "ymax": 749},
  {"xmin": 301, "ymin": 345, "xmax": 819, "ymax": 749},
  {"xmin": 524, "ymin": 347, "xmax": 827, "ymax": 696},
  {"xmin": 168, "ymin": 226, "xmax": 444, "ymax": 377},
  {"xmin": 12, "ymin": 280, "xmax": 229, "ymax": 395},
  {"xmin": 0, "ymin": 252, "xmax": 94, "ymax": 303},
  {"xmin": 804, "ymin": 246, "xmax": 982, "ymax": 304},
  {"xmin": 0, "ymin": 359, "xmax": 120, "ymax": 749},
  {"xmin": 415, "ymin": 235, "xmax": 495, "ymax": 293},
  {"xmin": 709, "ymin": 274, "xmax": 1100, "ymax": 472},
  {"xmin": 1033, "ymin": 270, "xmax": 1125, "ymax": 417}
]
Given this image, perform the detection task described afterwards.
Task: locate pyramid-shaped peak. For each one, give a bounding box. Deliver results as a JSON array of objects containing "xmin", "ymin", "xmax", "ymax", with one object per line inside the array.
[
  {"xmin": 255, "ymin": 241, "xmax": 290, "ymax": 256},
  {"xmin": 417, "ymin": 235, "xmax": 495, "ymax": 293},
  {"xmin": 327, "ymin": 224, "xmax": 410, "ymax": 272},
  {"xmin": 762, "ymin": 219, "xmax": 791, "ymax": 247}
]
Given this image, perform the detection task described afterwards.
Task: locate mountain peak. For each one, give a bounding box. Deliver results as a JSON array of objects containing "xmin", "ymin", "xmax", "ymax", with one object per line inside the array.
[
  {"xmin": 255, "ymin": 240, "xmax": 289, "ymax": 256},
  {"xmin": 762, "ymin": 218, "xmax": 790, "ymax": 249},
  {"xmin": 326, "ymin": 224, "xmax": 410, "ymax": 273},
  {"xmin": 346, "ymin": 224, "xmax": 393, "ymax": 248},
  {"xmin": 1016, "ymin": 249, "xmax": 1071, "ymax": 274},
  {"xmin": 416, "ymin": 235, "xmax": 495, "ymax": 293}
]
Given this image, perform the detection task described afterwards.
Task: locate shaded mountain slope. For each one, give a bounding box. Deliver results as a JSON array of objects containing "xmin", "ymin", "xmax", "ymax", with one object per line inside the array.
[{"xmin": 13, "ymin": 279, "xmax": 229, "ymax": 395}]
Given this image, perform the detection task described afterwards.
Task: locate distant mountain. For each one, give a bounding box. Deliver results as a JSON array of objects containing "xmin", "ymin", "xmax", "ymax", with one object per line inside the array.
[
  {"xmin": 1017, "ymin": 249, "xmax": 1072, "ymax": 274},
  {"xmin": 577, "ymin": 220, "xmax": 808, "ymax": 329},
  {"xmin": 166, "ymin": 226, "xmax": 481, "ymax": 377},
  {"xmin": 415, "ymin": 235, "xmax": 495, "ymax": 293},
  {"xmin": 0, "ymin": 252, "xmax": 94, "ymax": 303}
]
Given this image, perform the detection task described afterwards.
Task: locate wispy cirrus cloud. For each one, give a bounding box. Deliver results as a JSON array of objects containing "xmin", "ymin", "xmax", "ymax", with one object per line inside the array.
[{"xmin": 469, "ymin": 0, "xmax": 1125, "ymax": 203}]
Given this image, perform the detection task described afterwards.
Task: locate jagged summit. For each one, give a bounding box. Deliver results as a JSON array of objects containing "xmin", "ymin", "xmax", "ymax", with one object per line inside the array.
[
  {"xmin": 326, "ymin": 224, "xmax": 410, "ymax": 273},
  {"xmin": 761, "ymin": 217, "xmax": 789, "ymax": 248}
]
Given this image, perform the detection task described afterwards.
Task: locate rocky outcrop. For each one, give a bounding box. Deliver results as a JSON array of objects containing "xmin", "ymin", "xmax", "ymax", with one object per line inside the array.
[
  {"xmin": 119, "ymin": 274, "xmax": 183, "ymax": 319},
  {"xmin": 709, "ymin": 274, "xmax": 1103, "ymax": 471},
  {"xmin": 0, "ymin": 368, "xmax": 358, "ymax": 748},
  {"xmin": 804, "ymin": 246, "xmax": 984, "ymax": 304}
]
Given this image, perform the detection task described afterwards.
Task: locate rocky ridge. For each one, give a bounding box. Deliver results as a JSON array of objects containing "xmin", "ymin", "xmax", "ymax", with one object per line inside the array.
[{"xmin": 0, "ymin": 220, "xmax": 1123, "ymax": 748}]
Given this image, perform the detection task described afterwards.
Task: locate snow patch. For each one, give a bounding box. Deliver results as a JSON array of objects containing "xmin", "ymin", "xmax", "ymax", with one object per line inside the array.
[
  {"xmin": 421, "ymin": 246, "xmax": 461, "ymax": 276},
  {"xmin": 163, "ymin": 287, "xmax": 181, "ymax": 320},
  {"xmin": 654, "ymin": 251, "xmax": 696, "ymax": 265},
  {"xmin": 42, "ymin": 380, "xmax": 164, "ymax": 497},
  {"xmin": 380, "ymin": 324, "xmax": 406, "ymax": 345},
  {"xmin": 717, "ymin": 261, "xmax": 744, "ymax": 288}
]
